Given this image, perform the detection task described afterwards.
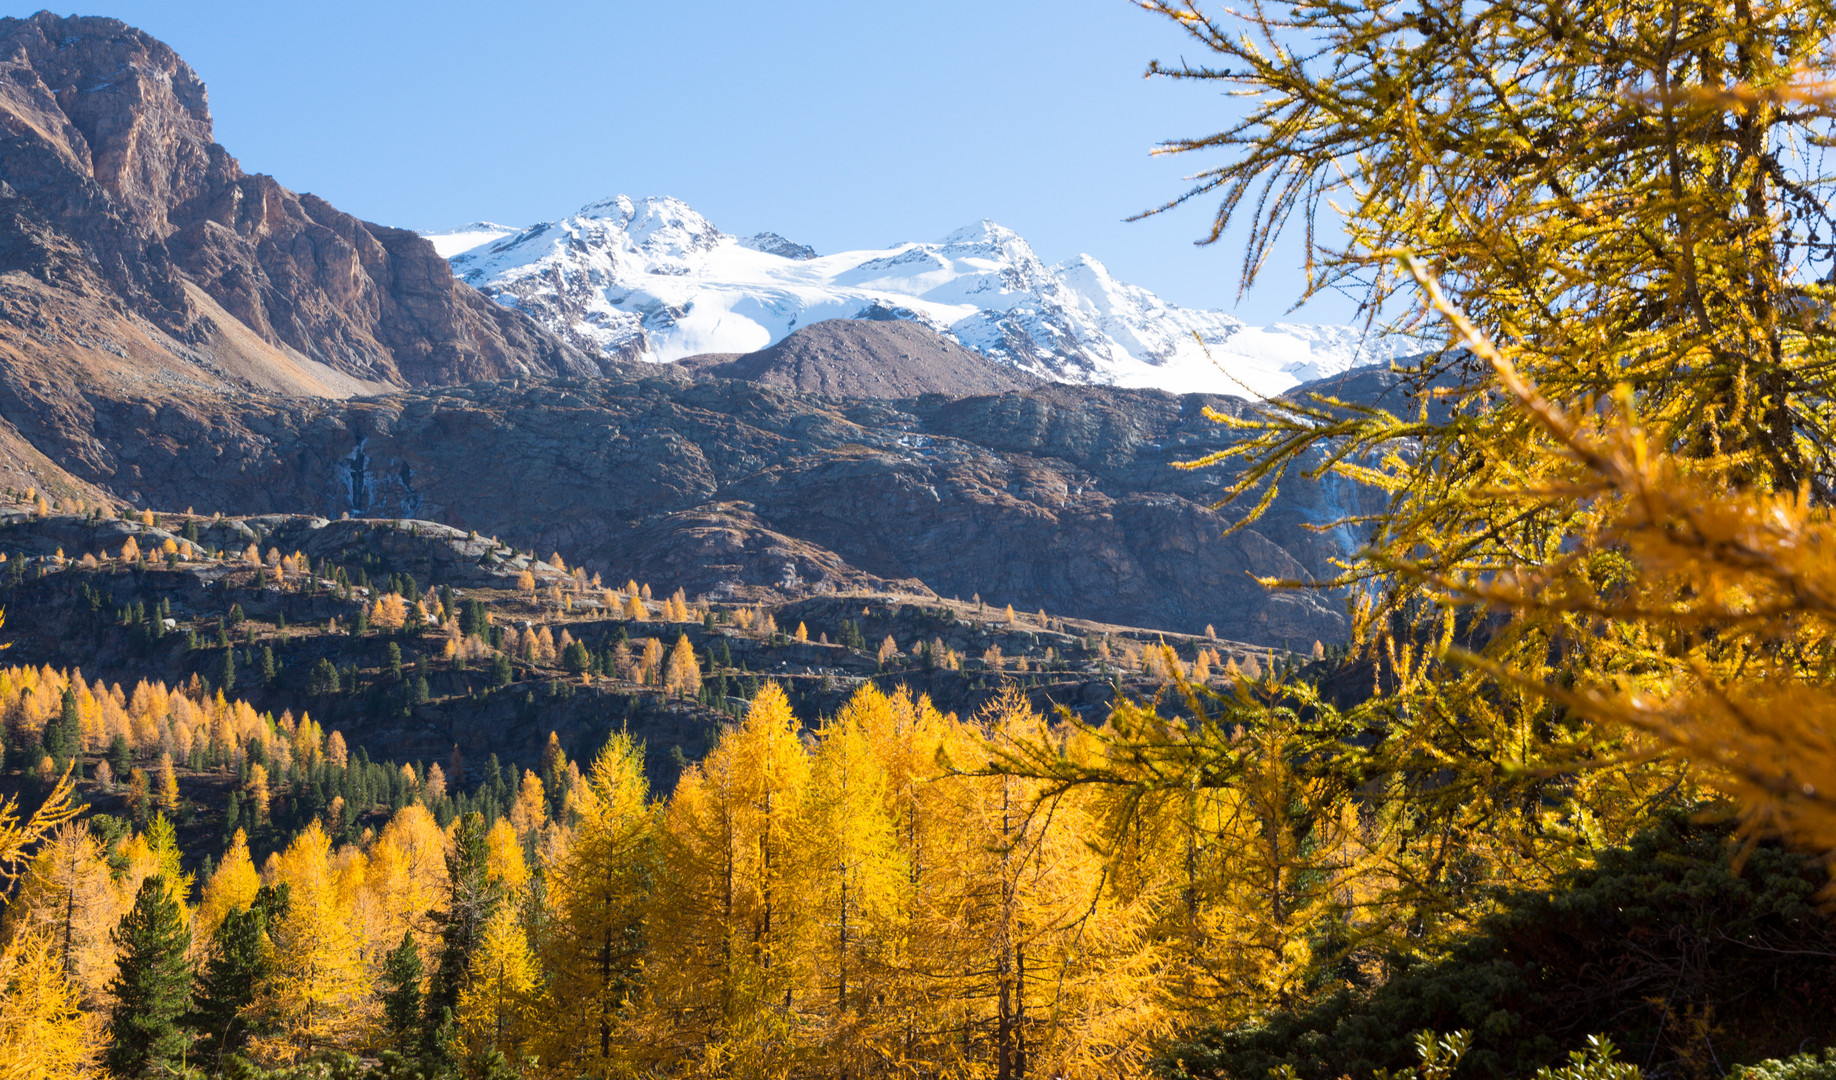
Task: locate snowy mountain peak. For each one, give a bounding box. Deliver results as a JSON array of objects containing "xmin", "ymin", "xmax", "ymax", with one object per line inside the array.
[
  {"xmin": 940, "ymin": 218, "xmax": 1024, "ymax": 248},
  {"xmin": 423, "ymin": 198, "xmax": 1402, "ymax": 396}
]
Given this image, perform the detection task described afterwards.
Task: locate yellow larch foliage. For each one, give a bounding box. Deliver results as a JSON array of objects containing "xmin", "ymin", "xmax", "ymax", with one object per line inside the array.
[
  {"xmin": 664, "ymin": 633, "xmax": 700, "ymax": 698},
  {"xmin": 637, "ymin": 638, "xmax": 664, "ymax": 686},
  {"xmin": 0, "ymin": 930, "xmax": 93, "ymax": 1080},
  {"xmin": 483, "ymin": 817, "xmax": 530, "ymax": 896},
  {"xmin": 359, "ymin": 803, "xmax": 448, "ymax": 955},
  {"xmin": 794, "ymin": 621, "xmax": 809, "ymax": 643},
  {"xmin": 155, "ymin": 752, "xmax": 178, "ymax": 811},
  {"xmin": 425, "ymin": 763, "xmax": 447, "ymax": 803},
  {"xmin": 371, "ymin": 593, "xmax": 408, "ymax": 630},
  {"xmin": 5, "ymin": 823, "xmax": 121, "ymax": 1007},
  {"xmin": 803, "ymin": 698, "xmax": 907, "ymax": 1075},
  {"xmin": 118, "ymin": 537, "xmax": 138, "ymax": 562},
  {"xmin": 508, "ymin": 772, "xmax": 546, "ymax": 839},
  {"xmin": 256, "ymin": 823, "xmax": 372, "ymax": 1060},
  {"xmin": 246, "ymin": 763, "xmax": 271, "ymax": 824},
  {"xmin": 624, "ymin": 593, "xmax": 647, "ymax": 621},
  {"xmin": 456, "ymin": 905, "xmax": 544, "ymax": 1062},
  {"xmin": 536, "ymin": 733, "xmax": 652, "ymax": 1072},
  {"xmin": 196, "ymin": 829, "xmax": 261, "ymax": 945},
  {"xmin": 516, "ymin": 569, "xmax": 536, "ymax": 595},
  {"xmin": 648, "ymin": 682, "xmax": 812, "ymax": 1074}
]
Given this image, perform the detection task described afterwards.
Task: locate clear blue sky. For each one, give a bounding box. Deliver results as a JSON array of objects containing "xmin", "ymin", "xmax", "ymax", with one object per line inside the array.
[{"xmin": 30, "ymin": 1, "xmax": 1355, "ymax": 321}]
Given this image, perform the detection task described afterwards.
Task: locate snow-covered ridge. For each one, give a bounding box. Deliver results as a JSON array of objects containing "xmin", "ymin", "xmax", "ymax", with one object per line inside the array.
[{"xmin": 425, "ymin": 195, "xmax": 1400, "ymax": 397}]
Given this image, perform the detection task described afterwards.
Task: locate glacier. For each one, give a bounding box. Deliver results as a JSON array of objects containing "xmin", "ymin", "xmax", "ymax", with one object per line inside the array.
[{"xmin": 425, "ymin": 195, "xmax": 1402, "ymax": 398}]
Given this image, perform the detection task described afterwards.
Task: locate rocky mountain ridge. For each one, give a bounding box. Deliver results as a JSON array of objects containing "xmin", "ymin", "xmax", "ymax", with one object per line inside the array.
[
  {"xmin": 25, "ymin": 354, "xmax": 1369, "ymax": 644},
  {"xmin": 0, "ymin": 11, "xmax": 596, "ymax": 406},
  {"xmin": 428, "ymin": 196, "xmax": 1406, "ymax": 397},
  {"xmin": 672, "ymin": 319, "xmax": 1042, "ymax": 399}
]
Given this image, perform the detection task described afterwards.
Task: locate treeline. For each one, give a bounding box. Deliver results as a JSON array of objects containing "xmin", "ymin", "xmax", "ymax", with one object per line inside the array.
[{"xmin": 0, "ymin": 655, "xmax": 1705, "ymax": 1079}]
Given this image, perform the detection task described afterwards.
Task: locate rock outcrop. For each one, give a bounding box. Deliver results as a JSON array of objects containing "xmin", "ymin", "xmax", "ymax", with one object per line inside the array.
[
  {"xmin": 0, "ymin": 10, "xmax": 593, "ymax": 395},
  {"xmin": 12, "ymin": 368, "xmax": 1373, "ymax": 645},
  {"xmin": 674, "ymin": 319, "xmax": 1040, "ymax": 400}
]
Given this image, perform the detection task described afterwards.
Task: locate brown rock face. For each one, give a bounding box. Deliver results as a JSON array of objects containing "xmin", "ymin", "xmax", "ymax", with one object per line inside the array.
[
  {"xmin": 0, "ymin": 11, "xmax": 591, "ymax": 391},
  {"xmin": 22, "ymin": 370, "xmax": 1374, "ymax": 645},
  {"xmin": 674, "ymin": 319, "xmax": 1041, "ymax": 399}
]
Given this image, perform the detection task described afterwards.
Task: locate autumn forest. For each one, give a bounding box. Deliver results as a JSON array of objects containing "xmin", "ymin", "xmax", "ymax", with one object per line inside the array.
[{"xmin": 5, "ymin": 0, "xmax": 1836, "ymax": 1078}]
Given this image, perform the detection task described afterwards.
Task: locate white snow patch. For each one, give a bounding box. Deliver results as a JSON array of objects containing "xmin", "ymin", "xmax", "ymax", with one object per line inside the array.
[
  {"xmin": 424, "ymin": 196, "xmax": 1404, "ymax": 397},
  {"xmin": 423, "ymin": 222, "xmax": 518, "ymax": 259}
]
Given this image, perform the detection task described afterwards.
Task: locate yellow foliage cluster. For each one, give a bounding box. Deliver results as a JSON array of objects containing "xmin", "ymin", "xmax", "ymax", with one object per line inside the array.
[
  {"xmin": 0, "ymin": 679, "xmax": 1497, "ymax": 1077},
  {"xmin": 0, "ymin": 665, "xmax": 321, "ymax": 768},
  {"xmin": 1132, "ymin": 0, "xmax": 1836, "ymax": 877}
]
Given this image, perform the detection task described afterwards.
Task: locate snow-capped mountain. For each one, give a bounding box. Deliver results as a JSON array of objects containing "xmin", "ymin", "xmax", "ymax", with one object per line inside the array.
[{"xmin": 425, "ymin": 196, "xmax": 1399, "ymax": 397}]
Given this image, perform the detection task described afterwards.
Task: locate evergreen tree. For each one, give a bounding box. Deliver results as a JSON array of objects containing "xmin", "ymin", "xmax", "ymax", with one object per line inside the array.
[
  {"xmin": 491, "ymin": 653, "xmax": 513, "ymax": 688},
  {"xmin": 380, "ymin": 930, "xmax": 424, "ymax": 1048},
  {"xmin": 106, "ymin": 874, "xmax": 192, "ymax": 1076},
  {"xmin": 42, "ymin": 686, "xmax": 79, "ymax": 769},
  {"xmin": 109, "ymin": 733, "xmax": 133, "ymax": 779},
  {"xmin": 462, "ymin": 599, "xmax": 488, "ymax": 638},
  {"xmin": 310, "ymin": 658, "xmax": 342, "ymax": 696},
  {"xmin": 219, "ymin": 647, "xmax": 236, "ymax": 694},
  {"xmin": 259, "ymin": 645, "xmax": 277, "ymax": 686},
  {"xmin": 188, "ymin": 898, "xmax": 275, "ymax": 1067},
  {"xmin": 425, "ymin": 813, "xmax": 503, "ymax": 1059}
]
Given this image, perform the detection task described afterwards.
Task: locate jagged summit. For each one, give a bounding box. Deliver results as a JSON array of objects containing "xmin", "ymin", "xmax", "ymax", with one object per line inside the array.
[
  {"xmin": 427, "ymin": 197, "xmax": 1403, "ymax": 397},
  {"xmin": 0, "ymin": 12, "xmax": 593, "ymax": 396}
]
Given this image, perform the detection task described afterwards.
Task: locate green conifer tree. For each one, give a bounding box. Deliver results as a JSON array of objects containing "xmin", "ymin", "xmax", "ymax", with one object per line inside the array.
[
  {"xmin": 311, "ymin": 658, "xmax": 342, "ymax": 696},
  {"xmin": 106, "ymin": 875, "xmax": 193, "ymax": 1076},
  {"xmin": 43, "ymin": 685, "xmax": 80, "ymax": 769},
  {"xmin": 187, "ymin": 899, "xmax": 274, "ymax": 1066},
  {"xmin": 425, "ymin": 814, "xmax": 502, "ymax": 1061},
  {"xmin": 380, "ymin": 930, "xmax": 425, "ymax": 1048}
]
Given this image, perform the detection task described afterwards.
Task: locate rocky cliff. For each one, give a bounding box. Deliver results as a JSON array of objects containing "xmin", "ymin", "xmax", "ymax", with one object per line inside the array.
[
  {"xmin": 19, "ymin": 355, "xmax": 1373, "ymax": 644},
  {"xmin": 0, "ymin": 10, "xmax": 593, "ymax": 404}
]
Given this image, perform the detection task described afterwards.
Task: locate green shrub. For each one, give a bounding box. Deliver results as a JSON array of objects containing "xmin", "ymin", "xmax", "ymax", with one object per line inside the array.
[
  {"xmin": 1155, "ymin": 813, "xmax": 1836, "ymax": 1080},
  {"xmin": 1732, "ymin": 1050, "xmax": 1836, "ymax": 1080}
]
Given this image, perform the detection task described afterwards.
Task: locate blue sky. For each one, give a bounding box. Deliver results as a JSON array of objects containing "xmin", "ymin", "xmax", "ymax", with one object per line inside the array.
[{"xmin": 33, "ymin": 1, "xmax": 1354, "ymax": 321}]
